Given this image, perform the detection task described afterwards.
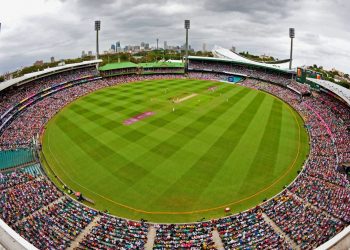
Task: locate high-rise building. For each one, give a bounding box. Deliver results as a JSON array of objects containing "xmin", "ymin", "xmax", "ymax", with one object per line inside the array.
[
  {"xmin": 111, "ymin": 44, "xmax": 116, "ymax": 52},
  {"xmin": 231, "ymin": 46, "xmax": 236, "ymax": 53},
  {"xmin": 50, "ymin": 56, "xmax": 55, "ymax": 63},
  {"xmin": 202, "ymin": 43, "xmax": 206, "ymax": 52},
  {"xmin": 164, "ymin": 41, "xmax": 168, "ymax": 50},
  {"xmin": 115, "ymin": 41, "xmax": 121, "ymax": 52},
  {"xmin": 88, "ymin": 51, "xmax": 93, "ymax": 56},
  {"xmin": 81, "ymin": 50, "xmax": 86, "ymax": 58},
  {"xmin": 140, "ymin": 42, "xmax": 146, "ymax": 50}
]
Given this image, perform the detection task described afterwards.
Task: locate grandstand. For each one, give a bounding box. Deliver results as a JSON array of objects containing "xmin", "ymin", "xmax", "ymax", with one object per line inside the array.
[
  {"xmin": 0, "ymin": 53, "xmax": 349, "ymax": 250},
  {"xmin": 99, "ymin": 61, "xmax": 184, "ymax": 77}
]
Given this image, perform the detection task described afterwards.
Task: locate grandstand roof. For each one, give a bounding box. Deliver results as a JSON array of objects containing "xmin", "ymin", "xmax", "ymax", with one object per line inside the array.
[
  {"xmin": 99, "ymin": 62, "xmax": 138, "ymax": 71},
  {"xmin": 189, "ymin": 45, "xmax": 293, "ymax": 74},
  {"xmin": 99, "ymin": 61, "xmax": 184, "ymax": 71},
  {"xmin": 139, "ymin": 61, "xmax": 184, "ymax": 68},
  {"xmin": 307, "ymin": 78, "xmax": 350, "ymax": 106},
  {"xmin": 0, "ymin": 60, "xmax": 102, "ymax": 93},
  {"xmin": 0, "ymin": 219, "xmax": 36, "ymax": 250}
]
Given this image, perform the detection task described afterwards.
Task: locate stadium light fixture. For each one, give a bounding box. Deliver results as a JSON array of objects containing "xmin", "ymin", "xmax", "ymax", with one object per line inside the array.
[
  {"xmin": 289, "ymin": 28, "xmax": 295, "ymax": 70},
  {"xmin": 95, "ymin": 20, "xmax": 101, "ymax": 59},
  {"xmin": 184, "ymin": 20, "xmax": 190, "ymax": 73}
]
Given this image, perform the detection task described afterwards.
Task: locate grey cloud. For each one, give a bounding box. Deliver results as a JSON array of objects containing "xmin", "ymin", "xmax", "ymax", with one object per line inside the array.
[
  {"xmin": 203, "ymin": 0, "xmax": 299, "ymax": 18},
  {"xmin": 0, "ymin": 0, "xmax": 349, "ymax": 74}
]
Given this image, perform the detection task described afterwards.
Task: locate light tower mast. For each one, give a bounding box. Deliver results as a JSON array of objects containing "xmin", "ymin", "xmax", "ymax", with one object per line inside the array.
[
  {"xmin": 95, "ymin": 20, "xmax": 101, "ymax": 60},
  {"xmin": 289, "ymin": 28, "xmax": 295, "ymax": 70},
  {"xmin": 184, "ymin": 20, "xmax": 190, "ymax": 73}
]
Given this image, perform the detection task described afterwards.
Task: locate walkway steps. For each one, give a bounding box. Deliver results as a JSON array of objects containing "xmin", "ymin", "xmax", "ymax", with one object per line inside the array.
[
  {"xmin": 262, "ymin": 212, "xmax": 300, "ymax": 250},
  {"xmin": 68, "ymin": 215, "xmax": 101, "ymax": 250},
  {"xmin": 212, "ymin": 229, "xmax": 225, "ymax": 250},
  {"xmin": 144, "ymin": 225, "xmax": 157, "ymax": 250},
  {"xmin": 13, "ymin": 196, "xmax": 65, "ymax": 227},
  {"xmin": 287, "ymin": 190, "xmax": 344, "ymax": 224}
]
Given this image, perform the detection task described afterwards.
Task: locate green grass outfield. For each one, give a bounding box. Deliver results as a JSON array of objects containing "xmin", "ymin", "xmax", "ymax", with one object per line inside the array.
[{"xmin": 42, "ymin": 79, "xmax": 309, "ymax": 223}]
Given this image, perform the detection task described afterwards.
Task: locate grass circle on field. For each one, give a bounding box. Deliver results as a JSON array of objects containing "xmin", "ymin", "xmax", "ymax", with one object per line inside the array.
[{"xmin": 42, "ymin": 79, "xmax": 309, "ymax": 223}]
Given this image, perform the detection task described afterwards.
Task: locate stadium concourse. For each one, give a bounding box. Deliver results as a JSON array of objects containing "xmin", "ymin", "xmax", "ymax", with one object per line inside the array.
[{"xmin": 0, "ymin": 57, "xmax": 349, "ymax": 250}]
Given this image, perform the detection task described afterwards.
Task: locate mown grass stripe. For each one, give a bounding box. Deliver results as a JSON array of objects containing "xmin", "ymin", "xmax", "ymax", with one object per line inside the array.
[
  {"xmin": 152, "ymin": 92, "xmax": 266, "ymax": 209},
  {"xmin": 239, "ymin": 98, "xmax": 283, "ymax": 193}
]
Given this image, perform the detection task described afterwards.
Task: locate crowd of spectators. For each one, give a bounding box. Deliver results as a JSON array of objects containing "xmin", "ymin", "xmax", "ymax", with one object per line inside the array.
[
  {"xmin": 0, "ymin": 67, "xmax": 98, "ymax": 117},
  {"xmin": 79, "ymin": 215, "xmax": 149, "ymax": 249},
  {"xmin": 288, "ymin": 81, "xmax": 311, "ymax": 95},
  {"xmin": 153, "ymin": 223, "xmax": 215, "ymax": 249},
  {"xmin": 0, "ymin": 171, "xmax": 33, "ymax": 191},
  {"xmin": 263, "ymin": 192, "xmax": 344, "ymax": 250},
  {"xmin": 188, "ymin": 72, "xmax": 232, "ymax": 82},
  {"xmin": 290, "ymin": 173, "xmax": 350, "ymax": 223},
  {"xmin": 215, "ymin": 210, "xmax": 291, "ymax": 249},
  {"xmin": 142, "ymin": 68, "xmax": 184, "ymax": 74},
  {"xmin": 302, "ymin": 95, "xmax": 349, "ymax": 186},
  {"xmin": 14, "ymin": 197, "xmax": 97, "ymax": 250},
  {"xmin": 189, "ymin": 61, "xmax": 292, "ymax": 85},
  {"xmin": 0, "ymin": 175, "xmax": 62, "ymax": 225}
]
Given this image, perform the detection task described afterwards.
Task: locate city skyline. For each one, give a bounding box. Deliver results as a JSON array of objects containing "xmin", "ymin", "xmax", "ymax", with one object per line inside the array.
[{"xmin": 0, "ymin": 0, "xmax": 350, "ymax": 74}]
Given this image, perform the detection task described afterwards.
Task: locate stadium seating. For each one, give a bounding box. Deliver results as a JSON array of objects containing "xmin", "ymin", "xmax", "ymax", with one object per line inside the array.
[
  {"xmin": 22, "ymin": 163, "xmax": 43, "ymax": 177},
  {"xmin": 153, "ymin": 223, "xmax": 215, "ymax": 249},
  {"xmin": 14, "ymin": 197, "xmax": 97, "ymax": 250},
  {"xmin": 0, "ymin": 171, "xmax": 34, "ymax": 191},
  {"xmin": 0, "ymin": 176, "xmax": 62, "ymax": 225},
  {"xmin": 263, "ymin": 191, "xmax": 344, "ymax": 250},
  {"xmin": 0, "ymin": 68, "xmax": 349, "ymax": 249},
  {"xmin": 188, "ymin": 61, "xmax": 292, "ymax": 85},
  {"xmin": 79, "ymin": 215, "xmax": 149, "ymax": 249},
  {"xmin": 215, "ymin": 210, "xmax": 291, "ymax": 249}
]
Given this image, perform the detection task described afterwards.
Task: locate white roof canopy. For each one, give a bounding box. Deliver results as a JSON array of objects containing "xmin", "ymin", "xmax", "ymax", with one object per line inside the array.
[
  {"xmin": 0, "ymin": 60, "xmax": 102, "ymax": 93},
  {"xmin": 307, "ymin": 78, "xmax": 350, "ymax": 106},
  {"xmin": 211, "ymin": 45, "xmax": 293, "ymax": 72}
]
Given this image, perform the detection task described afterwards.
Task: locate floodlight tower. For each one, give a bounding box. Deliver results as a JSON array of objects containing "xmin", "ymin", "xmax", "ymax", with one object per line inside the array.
[
  {"xmin": 289, "ymin": 28, "xmax": 295, "ymax": 70},
  {"xmin": 95, "ymin": 20, "xmax": 101, "ymax": 59},
  {"xmin": 184, "ymin": 20, "xmax": 190, "ymax": 73}
]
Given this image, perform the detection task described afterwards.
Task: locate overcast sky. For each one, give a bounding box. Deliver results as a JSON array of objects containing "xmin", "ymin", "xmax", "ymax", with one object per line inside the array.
[{"xmin": 0, "ymin": 0, "xmax": 350, "ymax": 74}]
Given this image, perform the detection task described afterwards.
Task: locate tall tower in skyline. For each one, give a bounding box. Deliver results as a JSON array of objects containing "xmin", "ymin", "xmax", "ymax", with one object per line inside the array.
[{"xmin": 202, "ymin": 43, "xmax": 206, "ymax": 52}]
